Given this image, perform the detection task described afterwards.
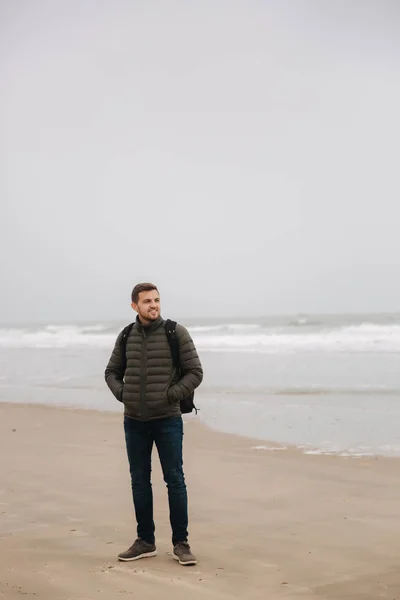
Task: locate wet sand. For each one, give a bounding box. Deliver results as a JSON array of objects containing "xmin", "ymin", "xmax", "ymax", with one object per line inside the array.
[{"xmin": 0, "ymin": 403, "xmax": 399, "ymax": 599}]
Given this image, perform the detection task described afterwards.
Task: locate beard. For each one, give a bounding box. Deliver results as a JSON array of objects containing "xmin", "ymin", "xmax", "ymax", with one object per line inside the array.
[{"xmin": 138, "ymin": 308, "xmax": 159, "ymax": 322}]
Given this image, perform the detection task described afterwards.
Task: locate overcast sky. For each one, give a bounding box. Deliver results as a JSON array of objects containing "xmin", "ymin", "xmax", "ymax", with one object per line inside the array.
[{"xmin": 1, "ymin": 0, "xmax": 399, "ymax": 323}]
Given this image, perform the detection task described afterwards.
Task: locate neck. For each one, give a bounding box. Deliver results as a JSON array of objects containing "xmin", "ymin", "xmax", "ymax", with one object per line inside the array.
[
  {"xmin": 138, "ymin": 317, "xmax": 151, "ymax": 326},
  {"xmin": 136, "ymin": 315, "xmax": 162, "ymax": 330}
]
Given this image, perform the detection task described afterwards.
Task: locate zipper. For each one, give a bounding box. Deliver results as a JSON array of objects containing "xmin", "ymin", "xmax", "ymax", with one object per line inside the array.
[{"xmin": 139, "ymin": 328, "xmax": 148, "ymax": 419}]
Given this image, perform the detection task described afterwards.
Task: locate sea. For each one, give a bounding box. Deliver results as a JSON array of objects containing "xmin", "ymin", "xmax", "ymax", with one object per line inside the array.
[{"xmin": 1, "ymin": 313, "xmax": 399, "ymax": 457}]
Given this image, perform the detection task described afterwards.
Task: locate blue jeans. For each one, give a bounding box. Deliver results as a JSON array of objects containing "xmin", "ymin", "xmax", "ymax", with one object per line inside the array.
[{"xmin": 123, "ymin": 415, "xmax": 188, "ymax": 546}]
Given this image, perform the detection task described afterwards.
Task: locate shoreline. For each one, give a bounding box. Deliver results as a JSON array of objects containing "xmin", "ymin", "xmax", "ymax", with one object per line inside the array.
[{"xmin": 1, "ymin": 398, "xmax": 398, "ymax": 460}]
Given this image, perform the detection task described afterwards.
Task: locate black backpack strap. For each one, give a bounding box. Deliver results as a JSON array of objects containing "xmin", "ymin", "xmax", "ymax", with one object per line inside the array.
[
  {"xmin": 119, "ymin": 322, "xmax": 135, "ymax": 375},
  {"xmin": 164, "ymin": 319, "xmax": 180, "ymax": 371},
  {"xmin": 164, "ymin": 319, "xmax": 199, "ymax": 415}
]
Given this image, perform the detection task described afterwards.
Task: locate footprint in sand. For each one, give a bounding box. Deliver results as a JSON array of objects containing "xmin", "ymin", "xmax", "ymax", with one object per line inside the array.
[{"xmin": 69, "ymin": 529, "xmax": 89, "ymax": 537}]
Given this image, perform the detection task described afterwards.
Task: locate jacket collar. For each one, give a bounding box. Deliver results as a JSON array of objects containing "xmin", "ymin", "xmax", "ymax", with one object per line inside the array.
[{"xmin": 135, "ymin": 315, "xmax": 164, "ymax": 333}]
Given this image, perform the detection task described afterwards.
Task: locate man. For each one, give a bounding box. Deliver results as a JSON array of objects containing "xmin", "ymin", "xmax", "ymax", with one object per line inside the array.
[{"xmin": 105, "ymin": 283, "xmax": 203, "ymax": 566}]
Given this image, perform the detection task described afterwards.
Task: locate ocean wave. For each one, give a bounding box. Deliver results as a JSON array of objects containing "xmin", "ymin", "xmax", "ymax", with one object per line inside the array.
[
  {"xmin": 187, "ymin": 323, "xmax": 261, "ymax": 333},
  {"xmin": 0, "ymin": 322, "xmax": 400, "ymax": 352},
  {"xmin": 288, "ymin": 317, "xmax": 323, "ymax": 327},
  {"xmin": 192, "ymin": 323, "xmax": 400, "ymax": 353},
  {"xmin": 0, "ymin": 325, "xmax": 119, "ymax": 349}
]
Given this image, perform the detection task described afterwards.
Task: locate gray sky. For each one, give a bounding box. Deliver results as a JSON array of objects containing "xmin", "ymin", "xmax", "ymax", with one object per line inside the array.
[{"xmin": 1, "ymin": 0, "xmax": 400, "ymax": 322}]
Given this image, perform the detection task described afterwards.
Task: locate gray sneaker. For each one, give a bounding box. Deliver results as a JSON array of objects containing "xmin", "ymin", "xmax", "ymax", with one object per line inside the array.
[
  {"xmin": 173, "ymin": 541, "xmax": 197, "ymax": 566},
  {"xmin": 118, "ymin": 538, "xmax": 157, "ymax": 562}
]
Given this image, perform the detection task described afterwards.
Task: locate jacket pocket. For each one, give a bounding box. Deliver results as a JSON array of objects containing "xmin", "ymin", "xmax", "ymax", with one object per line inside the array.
[
  {"xmin": 116, "ymin": 385, "xmax": 124, "ymax": 402},
  {"xmin": 167, "ymin": 384, "xmax": 180, "ymax": 405}
]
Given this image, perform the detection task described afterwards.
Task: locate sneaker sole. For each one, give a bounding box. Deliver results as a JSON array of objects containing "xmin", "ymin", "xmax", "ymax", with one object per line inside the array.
[
  {"xmin": 118, "ymin": 550, "xmax": 157, "ymax": 562},
  {"xmin": 173, "ymin": 554, "xmax": 197, "ymax": 566}
]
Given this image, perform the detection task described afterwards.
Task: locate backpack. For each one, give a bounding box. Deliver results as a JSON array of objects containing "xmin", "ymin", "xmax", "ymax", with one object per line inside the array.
[{"xmin": 119, "ymin": 319, "xmax": 198, "ymax": 414}]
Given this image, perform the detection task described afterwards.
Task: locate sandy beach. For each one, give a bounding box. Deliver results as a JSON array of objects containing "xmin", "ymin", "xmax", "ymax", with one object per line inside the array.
[{"xmin": 0, "ymin": 403, "xmax": 399, "ymax": 599}]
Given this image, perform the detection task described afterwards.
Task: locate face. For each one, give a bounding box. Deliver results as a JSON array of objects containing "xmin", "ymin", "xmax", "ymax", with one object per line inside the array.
[{"xmin": 131, "ymin": 289, "xmax": 161, "ymax": 324}]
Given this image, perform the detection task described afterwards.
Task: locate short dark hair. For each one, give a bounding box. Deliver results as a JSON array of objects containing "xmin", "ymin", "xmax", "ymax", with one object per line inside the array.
[{"xmin": 131, "ymin": 283, "xmax": 159, "ymax": 304}]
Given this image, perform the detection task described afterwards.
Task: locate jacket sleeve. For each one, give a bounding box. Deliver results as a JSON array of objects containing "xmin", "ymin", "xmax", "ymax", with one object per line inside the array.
[
  {"xmin": 168, "ymin": 324, "xmax": 203, "ymax": 403},
  {"xmin": 104, "ymin": 331, "xmax": 125, "ymax": 402}
]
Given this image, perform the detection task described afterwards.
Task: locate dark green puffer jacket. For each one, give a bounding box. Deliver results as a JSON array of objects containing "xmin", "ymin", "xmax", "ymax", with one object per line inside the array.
[{"xmin": 105, "ymin": 316, "xmax": 203, "ymax": 421}]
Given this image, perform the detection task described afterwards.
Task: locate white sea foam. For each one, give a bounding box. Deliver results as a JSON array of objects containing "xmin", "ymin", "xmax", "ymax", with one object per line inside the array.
[
  {"xmin": 187, "ymin": 323, "xmax": 261, "ymax": 333},
  {"xmin": 191, "ymin": 323, "xmax": 400, "ymax": 353},
  {"xmin": 303, "ymin": 448, "xmax": 375, "ymax": 457},
  {"xmin": 251, "ymin": 445, "xmax": 288, "ymax": 451},
  {"xmin": 0, "ymin": 325, "xmax": 118, "ymax": 349},
  {"xmin": 1, "ymin": 322, "xmax": 400, "ymax": 352}
]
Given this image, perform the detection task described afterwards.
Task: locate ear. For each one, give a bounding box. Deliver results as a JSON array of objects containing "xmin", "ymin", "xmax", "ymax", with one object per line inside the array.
[{"xmin": 131, "ymin": 302, "xmax": 138, "ymax": 313}]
